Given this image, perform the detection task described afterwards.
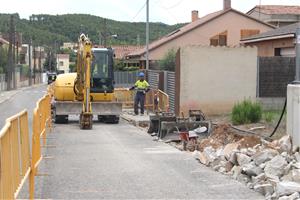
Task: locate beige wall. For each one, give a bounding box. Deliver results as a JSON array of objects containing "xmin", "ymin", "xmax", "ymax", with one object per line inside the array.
[
  {"xmin": 146, "ymin": 11, "xmax": 272, "ymax": 60},
  {"xmin": 179, "ymin": 45, "xmax": 258, "ymax": 115},
  {"xmin": 245, "ymin": 38, "xmax": 295, "ymax": 57}
]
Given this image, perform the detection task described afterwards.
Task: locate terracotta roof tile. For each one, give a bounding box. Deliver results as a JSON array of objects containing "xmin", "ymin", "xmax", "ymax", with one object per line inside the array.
[
  {"xmin": 94, "ymin": 45, "xmax": 144, "ymax": 59},
  {"xmin": 249, "ymin": 5, "xmax": 300, "ymax": 15},
  {"xmin": 129, "ymin": 8, "xmax": 274, "ymax": 57}
]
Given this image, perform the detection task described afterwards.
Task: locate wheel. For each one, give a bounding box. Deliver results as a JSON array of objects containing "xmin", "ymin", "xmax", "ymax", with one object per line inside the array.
[{"xmin": 55, "ymin": 115, "xmax": 68, "ymax": 124}]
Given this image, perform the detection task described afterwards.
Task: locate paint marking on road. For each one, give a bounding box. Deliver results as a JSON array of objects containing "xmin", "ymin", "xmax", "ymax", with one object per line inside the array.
[{"xmin": 144, "ymin": 146, "xmax": 182, "ymax": 154}]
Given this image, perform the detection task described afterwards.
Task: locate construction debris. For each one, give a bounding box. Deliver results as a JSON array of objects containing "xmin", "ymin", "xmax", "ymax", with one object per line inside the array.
[{"xmin": 181, "ymin": 123, "xmax": 300, "ymax": 199}]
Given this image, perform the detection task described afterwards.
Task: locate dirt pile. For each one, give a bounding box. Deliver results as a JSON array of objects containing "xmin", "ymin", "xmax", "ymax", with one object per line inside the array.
[{"xmin": 198, "ymin": 124, "xmax": 261, "ymax": 151}]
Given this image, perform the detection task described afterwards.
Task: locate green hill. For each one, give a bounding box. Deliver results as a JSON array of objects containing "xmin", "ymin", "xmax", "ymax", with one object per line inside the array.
[{"xmin": 0, "ymin": 13, "xmax": 185, "ymax": 46}]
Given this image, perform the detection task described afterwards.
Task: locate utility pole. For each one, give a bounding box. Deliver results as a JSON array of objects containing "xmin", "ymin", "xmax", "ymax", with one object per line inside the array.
[
  {"xmin": 7, "ymin": 15, "xmax": 14, "ymax": 91},
  {"xmin": 137, "ymin": 34, "xmax": 140, "ymax": 46},
  {"xmin": 28, "ymin": 39, "xmax": 32, "ymax": 86},
  {"xmin": 12, "ymin": 23, "xmax": 16, "ymax": 89},
  {"xmin": 146, "ymin": 0, "xmax": 149, "ymax": 70},
  {"xmin": 33, "ymin": 44, "xmax": 36, "ymax": 84},
  {"xmin": 296, "ymin": 26, "xmax": 300, "ymax": 81}
]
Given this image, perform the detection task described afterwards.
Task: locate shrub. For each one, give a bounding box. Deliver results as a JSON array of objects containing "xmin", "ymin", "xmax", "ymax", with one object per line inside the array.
[
  {"xmin": 231, "ymin": 99, "xmax": 262, "ymax": 125},
  {"xmin": 263, "ymin": 112, "xmax": 274, "ymax": 123}
]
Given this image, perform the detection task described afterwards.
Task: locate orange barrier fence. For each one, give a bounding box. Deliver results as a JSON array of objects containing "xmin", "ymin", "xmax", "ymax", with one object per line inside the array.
[
  {"xmin": 0, "ymin": 94, "xmax": 52, "ymax": 199},
  {"xmin": 114, "ymin": 88, "xmax": 169, "ymax": 112},
  {"xmin": 0, "ymin": 110, "xmax": 30, "ymax": 199},
  {"xmin": 30, "ymin": 94, "xmax": 52, "ymax": 199}
]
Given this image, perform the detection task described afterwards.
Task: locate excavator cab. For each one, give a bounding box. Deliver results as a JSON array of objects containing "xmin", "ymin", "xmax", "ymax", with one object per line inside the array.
[{"xmin": 90, "ymin": 48, "xmax": 114, "ymax": 95}]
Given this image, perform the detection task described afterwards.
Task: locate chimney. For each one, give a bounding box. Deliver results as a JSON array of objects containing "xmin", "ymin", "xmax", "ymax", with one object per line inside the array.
[
  {"xmin": 191, "ymin": 10, "xmax": 199, "ymax": 22},
  {"xmin": 223, "ymin": 0, "xmax": 231, "ymax": 10}
]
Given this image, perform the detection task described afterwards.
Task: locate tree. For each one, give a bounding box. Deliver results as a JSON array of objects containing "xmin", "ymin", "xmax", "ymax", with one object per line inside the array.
[
  {"xmin": 43, "ymin": 50, "xmax": 57, "ymax": 72},
  {"xmin": 0, "ymin": 46, "xmax": 8, "ymax": 73},
  {"xmin": 159, "ymin": 48, "xmax": 176, "ymax": 71}
]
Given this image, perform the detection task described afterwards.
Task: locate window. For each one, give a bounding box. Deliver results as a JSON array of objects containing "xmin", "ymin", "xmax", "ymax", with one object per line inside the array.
[
  {"xmin": 59, "ymin": 61, "xmax": 64, "ymax": 66},
  {"xmin": 274, "ymin": 48, "xmax": 281, "ymax": 56},
  {"xmin": 210, "ymin": 31, "xmax": 227, "ymax": 46},
  {"xmin": 240, "ymin": 29, "xmax": 260, "ymax": 39}
]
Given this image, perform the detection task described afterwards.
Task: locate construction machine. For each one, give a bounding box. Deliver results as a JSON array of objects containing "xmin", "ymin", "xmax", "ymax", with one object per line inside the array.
[{"xmin": 52, "ymin": 34, "xmax": 122, "ymax": 129}]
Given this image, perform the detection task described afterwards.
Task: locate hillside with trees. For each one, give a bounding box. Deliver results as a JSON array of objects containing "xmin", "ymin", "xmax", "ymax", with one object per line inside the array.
[{"xmin": 0, "ymin": 13, "xmax": 185, "ymax": 46}]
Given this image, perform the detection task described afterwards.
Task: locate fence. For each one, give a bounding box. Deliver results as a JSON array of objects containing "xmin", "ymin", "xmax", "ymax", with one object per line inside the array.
[
  {"xmin": 114, "ymin": 71, "xmax": 137, "ymax": 88},
  {"xmin": 258, "ymin": 57, "xmax": 295, "ymax": 97},
  {"xmin": 114, "ymin": 88, "xmax": 169, "ymax": 112},
  {"xmin": 0, "ymin": 94, "xmax": 52, "ymax": 199},
  {"xmin": 0, "ymin": 110, "xmax": 30, "ymax": 199}
]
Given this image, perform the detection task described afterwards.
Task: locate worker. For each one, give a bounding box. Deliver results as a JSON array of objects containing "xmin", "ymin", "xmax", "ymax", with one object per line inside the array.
[{"xmin": 129, "ymin": 72, "xmax": 150, "ymax": 115}]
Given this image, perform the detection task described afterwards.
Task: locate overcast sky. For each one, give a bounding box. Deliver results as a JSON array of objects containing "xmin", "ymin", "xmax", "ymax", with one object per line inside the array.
[{"xmin": 0, "ymin": 0, "xmax": 299, "ymax": 24}]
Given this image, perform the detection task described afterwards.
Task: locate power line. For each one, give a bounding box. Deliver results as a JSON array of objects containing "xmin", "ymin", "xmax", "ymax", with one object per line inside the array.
[
  {"xmin": 132, "ymin": 1, "xmax": 147, "ymax": 21},
  {"xmin": 161, "ymin": 0, "xmax": 184, "ymax": 10}
]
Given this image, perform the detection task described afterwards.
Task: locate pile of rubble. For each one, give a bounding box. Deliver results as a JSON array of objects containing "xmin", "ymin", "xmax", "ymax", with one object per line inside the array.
[{"xmin": 193, "ymin": 124, "xmax": 300, "ymax": 200}]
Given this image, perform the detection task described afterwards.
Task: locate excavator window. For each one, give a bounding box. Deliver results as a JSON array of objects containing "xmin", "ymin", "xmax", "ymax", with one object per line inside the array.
[{"xmin": 90, "ymin": 50, "xmax": 114, "ymax": 93}]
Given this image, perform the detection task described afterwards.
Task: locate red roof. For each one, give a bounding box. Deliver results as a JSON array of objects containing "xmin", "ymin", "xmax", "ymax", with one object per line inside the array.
[
  {"xmin": 129, "ymin": 8, "xmax": 274, "ymax": 57},
  {"xmin": 248, "ymin": 5, "xmax": 300, "ymax": 15},
  {"xmin": 94, "ymin": 45, "xmax": 144, "ymax": 59}
]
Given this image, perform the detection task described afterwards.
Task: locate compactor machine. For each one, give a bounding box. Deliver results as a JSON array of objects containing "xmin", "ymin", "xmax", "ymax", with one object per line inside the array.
[{"xmin": 52, "ymin": 34, "xmax": 122, "ymax": 129}]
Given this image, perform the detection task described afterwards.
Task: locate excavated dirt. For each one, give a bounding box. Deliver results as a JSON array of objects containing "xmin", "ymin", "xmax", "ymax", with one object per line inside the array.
[{"xmin": 198, "ymin": 124, "xmax": 261, "ymax": 151}]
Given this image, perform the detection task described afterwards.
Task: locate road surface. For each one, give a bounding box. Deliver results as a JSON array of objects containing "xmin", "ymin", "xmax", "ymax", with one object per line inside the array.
[
  {"xmin": 33, "ymin": 119, "xmax": 263, "ymax": 199},
  {"xmin": 0, "ymin": 85, "xmax": 47, "ymax": 129}
]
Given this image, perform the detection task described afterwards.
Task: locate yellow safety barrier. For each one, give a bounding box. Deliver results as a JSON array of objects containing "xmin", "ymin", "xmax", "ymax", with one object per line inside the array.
[
  {"xmin": 0, "ymin": 110, "xmax": 30, "ymax": 199},
  {"xmin": 114, "ymin": 88, "xmax": 169, "ymax": 112},
  {"xmin": 30, "ymin": 94, "xmax": 52, "ymax": 199},
  {"xmin": 0, "ymin": 94, "xmax": 52, "ymax": 199}
]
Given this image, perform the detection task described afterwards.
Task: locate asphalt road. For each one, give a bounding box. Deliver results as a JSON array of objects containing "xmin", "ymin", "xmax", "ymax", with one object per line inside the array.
[
  {"xmin": 0, "ymin": 85, "xmax": 47, "ymax": 130},
  {"xmin": 34, "ymin": 119, "xmax": 263, "ymax": 199}
]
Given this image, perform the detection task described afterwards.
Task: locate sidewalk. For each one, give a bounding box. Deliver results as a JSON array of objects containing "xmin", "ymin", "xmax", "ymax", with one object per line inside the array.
[
  {"xmin": 121, "ymin": 109, "xmax": 152, "ymax": 128},
  {"xmin": 0, "ymin": 83, "xmax": 46, "ymax": 104}
]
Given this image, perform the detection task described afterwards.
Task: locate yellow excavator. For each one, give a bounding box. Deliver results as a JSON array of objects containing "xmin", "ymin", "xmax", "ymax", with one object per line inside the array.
[{"xmin": 52, "ymin": 34, "xmax": 122, "ymax": 129}]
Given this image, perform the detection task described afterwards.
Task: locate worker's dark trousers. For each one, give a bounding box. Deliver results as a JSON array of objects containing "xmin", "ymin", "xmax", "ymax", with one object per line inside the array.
[{"xmin": 134, "ymin": 92, "xmax": 145, "ymax": 115}]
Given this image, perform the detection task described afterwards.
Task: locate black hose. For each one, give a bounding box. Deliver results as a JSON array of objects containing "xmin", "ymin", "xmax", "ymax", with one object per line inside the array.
[{"xmin": 269, "ymin": 98, "xmax": 287, "ymax": 138}]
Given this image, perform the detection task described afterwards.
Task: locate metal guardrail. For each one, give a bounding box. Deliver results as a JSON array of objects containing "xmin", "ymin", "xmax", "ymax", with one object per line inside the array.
[
  {"xmin": 0, "ymin": 94, "xmax": 52, "ymax": 199},
  {"xmin": 114, "ymin": 88, "xmax": 169, "ymax": 112}
]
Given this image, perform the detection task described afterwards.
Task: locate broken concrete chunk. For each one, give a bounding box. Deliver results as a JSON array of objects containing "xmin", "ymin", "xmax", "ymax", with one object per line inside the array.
[
  {"xmin": 198, "ymin": 151, "xmax": 209, "ymax": 166},
  {"xmin": 278, "ymin": 135, "xmax": 292, "ymax": 153},
  {"xmin": 224, "ymin": 161, "xmax": 234, "ymax": 172},
  {"xmin": 252, "ymin": 148, "xmax": 279, "ymax": 165},
  {"xmin": 276, "ymin": 181, "xmax": 300, "ymax": 196},
  {"xmin": 291, "ymin": 169, "xmax": 300, "ymax": 183},
  {"xmin": 253, "ymin": 183, "xmax": 274, "ymax": 196},
  {"xmin": 291, "ymin": 162, "xmax": 300, "ymax": 169},
  {"xmin": 223, "ymin": 142, "xmax": 240, "ymax": 160},
  {"xmin": 281, "ymin": 171, "xmax": 294, "ymax": 182},
  {"xmin": 229, "ymin": 152, "xmax": 238, "ymax": 165},
  {"xmin": 293, "ymin": 152, "xmax": 300, "ymax": 162},
  {"xmin": 264, "ymin": 155, "xmax": 288, "ymax": 177},
  {"xmin": 231, "ymin": 165, "xmax": 242, "ymax": 180},
  {"xmin": 278, "ymin": 192, "xmax": 300, "ymax": 200},
  {"xmin": 236, "ymin": 153, "xmax": 252, "ymax": 167},
  {"xmin": 242, "ymin": 162, "xmax": 263, "ymax": 177},
  {"xmin": 251, "ymin": 173, "xmax": 266, "ymax": 184}
]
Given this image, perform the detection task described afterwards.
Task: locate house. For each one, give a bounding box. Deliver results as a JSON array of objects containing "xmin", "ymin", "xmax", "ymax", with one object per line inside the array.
[
  {"xmin": 128, "ymin": 0, "xmax": 274, "ymax": 68},
  {"xmin": 93, "ymin": 45, "xmax": 144, "ymax": 67},
  {"xmin": 247, "ymin": 5, "xmax": 300, "ymax": 27},
  {"xmin": 56, "ymin": 54, "xmax": 69, "ymax": 73},
  {"xmin": 20, "ymin": 45, "xmax": 46, "ymax": 68},
  {"xmin": 241, "ymin": 22, "xmax": 300, "ymax": 57}
]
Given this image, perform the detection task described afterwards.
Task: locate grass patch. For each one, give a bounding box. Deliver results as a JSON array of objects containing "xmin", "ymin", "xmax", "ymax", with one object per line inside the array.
[{"xmin": 231, "ymin": 99, "xmax": 262, "ymax": 125}]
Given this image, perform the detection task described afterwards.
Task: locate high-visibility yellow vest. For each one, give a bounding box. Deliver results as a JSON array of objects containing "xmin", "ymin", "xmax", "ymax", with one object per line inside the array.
[{"xmin": 134, "ymin": 80, "xmax": 149, "ymax": 91}]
